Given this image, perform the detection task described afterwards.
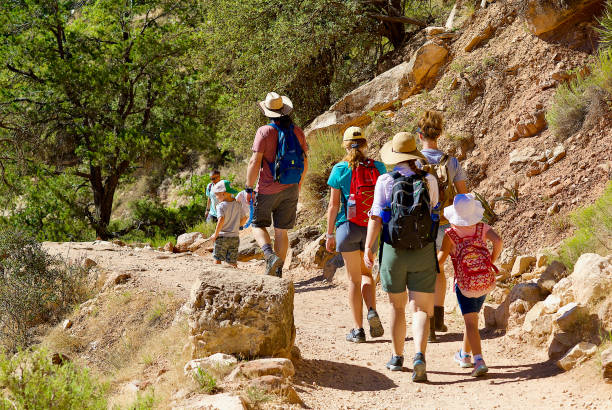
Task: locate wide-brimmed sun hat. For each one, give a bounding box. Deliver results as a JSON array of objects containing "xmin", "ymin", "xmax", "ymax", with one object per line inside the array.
[
  {"xmin": 258, "ymin": 92, "xmax": 294, "ymax": 118},
  {"xmin": 343, "ymin": 126, "xmax": 366, "ymax": 141},
  {"xmin": 443, "ymin": 193, "xmax": 485, "ymax": 226},
  {"xmin": 380, "ymin": 132, "xmax": 426, "ymax": 164},
  {"xmin": 212, "ymin": 180, "xmax": 238, "ymax": 195}
]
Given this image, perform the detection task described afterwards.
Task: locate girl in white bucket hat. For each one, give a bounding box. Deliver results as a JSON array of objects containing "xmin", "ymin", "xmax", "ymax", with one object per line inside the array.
[{"xmin": 437, "ymin": 193, "xmax": 503, "ymax": 377}]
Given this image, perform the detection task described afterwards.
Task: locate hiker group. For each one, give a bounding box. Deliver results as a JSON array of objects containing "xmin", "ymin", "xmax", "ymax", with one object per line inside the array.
[{"xmin": 205, "ymin": 92, "xmax": 503, "ymax": 383}]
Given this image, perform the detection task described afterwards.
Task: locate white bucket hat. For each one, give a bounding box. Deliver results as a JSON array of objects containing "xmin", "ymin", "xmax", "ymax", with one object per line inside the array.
[
  {"xmin": 443, "ymin": 193, "xmax": 485, "ymax": 226},
  {"xmin": 258, "ymin": 92, "xmax": 293, "ymax": 118}
]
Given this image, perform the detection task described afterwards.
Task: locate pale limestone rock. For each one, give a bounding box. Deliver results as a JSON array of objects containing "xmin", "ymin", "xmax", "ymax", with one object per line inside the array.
[
  {"xmin": 537, "ymin": 260, "xmax": 568, "ymax": 294},
  {"xmin": 522, "ymin": 301, "xmax": 554, "ymax": 346},
  {"xmin": 298, "ymin": 234, "xmax": 335, "ymax": 269},
  {"xmin": 509, "ymin": 147, "xmax": 536, "ymax": 170},
  {"xmin": 175, "ymin": 232, "xmax": 204, "ymax": 253},
  {"xmin": 172, "ymin": 393, "xmax": 247, "ymax": 410},
  {"xmin": 543, "ymin": 294, "xmax": 561, "ymax": 314},
  {"xmin": 483, "ymin": 303, "xmax": 498, "ymax": 328},
  {"xmin": 511, "ymin": 255, "xmax": 536, "ymax": 277},
  {"xmin": 536, "ymin": 254, "xmax": 548, "ymax": 268},
  {"xmin": 238, "ymin": 234, "xmax": 263, "ymax": 262},
  {"xmin": 188, "ymin": 237, "xmax": 210, "ymax": 253},
  {"xmin": 552, "ymin": 277, "xmax": 574, "ymax": 306},
  {"xmin": 523, "ymin": 301, "xmax": 546, "ymax": 333},
  {"xmin": 547, "ymin": 203, "xmax": 560, "ymax": 216},
  {"xmin": 495, "ymin": 282, "xmax": 543, "ymax": 329},
  {"xmin": 226, "ymin": 358, "xmax": 295, "ymax": 381},
  {"xmin": 82, "ymin": 258, "xmax": 97, "ymax": 269},
  {"xmin": 248, "ymin": 375, "xmax": 303, "ymax": 405},
  {"xmin": 186, "ymin": 266, "xmax": 295, "ymax": 359},
  {"xmin": 105, "ymin": 272, "xmax": 131, "ymax": 287},
  {"xmin": 557, "ymin": 342, "xmax": 597, "ymax": 371},
  {"xmin": 570, "ymin": 253, "xmax": 612, "ymax": 329},
  {"xmin": 553, "ymin": 302, "xmax": 588, "ymax": 332},
  {"xmin": 184, "ymin": 353, "xmax": 238, "ymax": 376},
  {"xmin": 163, "ymin": 242, "xmax": 175, "ymax": 253}
]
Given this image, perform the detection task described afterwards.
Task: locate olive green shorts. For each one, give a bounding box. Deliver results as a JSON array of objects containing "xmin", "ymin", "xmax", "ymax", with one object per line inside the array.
[{"xmin": 379, "ymin": 242, "xmax": 437, "ymax": 294}]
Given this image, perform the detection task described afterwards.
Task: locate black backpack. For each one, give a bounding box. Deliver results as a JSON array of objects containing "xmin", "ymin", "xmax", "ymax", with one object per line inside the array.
[{"xmin": 385, "ymin": 172, "xmax": 434, "ymax": 249}]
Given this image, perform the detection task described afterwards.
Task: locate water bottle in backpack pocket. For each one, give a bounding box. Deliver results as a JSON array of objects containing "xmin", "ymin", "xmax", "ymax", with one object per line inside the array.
[
  {"xmin": 385, "ymin": 172, "xmax": 434, "ymax": 249},
  {"xmin": 268, "ymin": 123, "xmax": 304, "ymax": 185}
]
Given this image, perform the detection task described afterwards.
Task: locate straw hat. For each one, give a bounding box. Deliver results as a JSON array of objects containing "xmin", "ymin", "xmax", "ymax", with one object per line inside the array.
[
  {"xmin": 443, "ymin": 193, "xmax": 485, "ymax": 226},
  {"xmin": 380, "ymin": 132, "xmax": 426, "ymax": 164},
  {"xmin": 258, "ymin": 92, "xmax": 294, "ymax": 118},
  {"xmin": 343, "ymin": 126, "xmax": 366, "ymax": 141}
]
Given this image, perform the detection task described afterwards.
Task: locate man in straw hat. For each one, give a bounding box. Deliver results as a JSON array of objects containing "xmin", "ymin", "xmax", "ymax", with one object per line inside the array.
[
  {"xmin": 245, "ymin": 92, "xmax": 308, "ymax": 277},
  {"xmin": 364, "ymin": 131, "xmax": 439, "ymax": 382}
]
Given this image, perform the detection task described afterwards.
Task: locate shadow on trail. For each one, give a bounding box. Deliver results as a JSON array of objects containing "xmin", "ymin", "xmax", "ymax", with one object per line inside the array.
[
  {"xmin": 294, "ymin": 275, "xmax": 335, "ymax": 294},
  {"xmin": 426, "ymin": 359, "xmax": 562, "ymax": 385},
  {"xmin": 433, "ymin": 328, "xmax": 505, "ymax": 344},
  {"xmin": 295, "ymin": 359, "xmax": 398, "ymax": 392}
]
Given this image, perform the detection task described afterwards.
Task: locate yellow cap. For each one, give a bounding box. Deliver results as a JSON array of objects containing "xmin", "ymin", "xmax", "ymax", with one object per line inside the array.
[{"xmin": 343, "ymin": 126, "xmax": 365, "ymax": 141}]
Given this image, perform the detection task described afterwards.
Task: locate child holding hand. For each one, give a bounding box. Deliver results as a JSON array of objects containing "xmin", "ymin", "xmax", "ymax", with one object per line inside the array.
[
  {"xmin": 437, "ymin": 194, "xmax": 502, "ymax": 377},
  {"xmin": 208, "ymin": 180, "xmax": 248, "ymax": 268}
]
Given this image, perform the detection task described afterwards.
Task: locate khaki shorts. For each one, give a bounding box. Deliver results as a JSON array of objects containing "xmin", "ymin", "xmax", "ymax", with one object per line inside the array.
[
  {"xmin": 380, "ymin": 242, "xmax": 437, "ymax": 294},
  {"xmin": 252, "ymin": 185, "xmax": 299, "ymax": 229}
]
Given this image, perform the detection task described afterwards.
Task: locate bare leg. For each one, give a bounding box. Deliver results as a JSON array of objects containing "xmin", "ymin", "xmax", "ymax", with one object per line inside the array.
[
  {"xmin": 253, "ymin": 226, "xmax": 272, "ymax": 248},
  {"xmin": 434, "ymin": 271, "xmax": 446, "ymax": 306},
  {"xmin": 409, "ymin": 291, "xmax": 435, "ymax": 355},
  {"xmin": 359, "ymin": 251, "xmax": 376, "ymax": 310},
  {"xmin": 462, "ymin": 332, "xmax": 472, "ymax": 354},
  {"xmin": 463, "ymin": 313, "xmax": 481, "ymax": 356},
  {"xmin": 388, "ymin": 291, "xmax": 408, "ymax": 356},
  {"xmin": 343, "ymin": 250, "xmax": 364, "ymax": 329},
  {"xmin": 273, "ymin": 228, "xmax": 289, "ymax": 261}
]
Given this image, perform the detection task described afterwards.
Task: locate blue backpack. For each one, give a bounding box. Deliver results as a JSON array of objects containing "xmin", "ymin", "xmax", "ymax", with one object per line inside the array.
[{"xmin": 268, "ymin": 122, "xmax": 304, "ymax": 185}]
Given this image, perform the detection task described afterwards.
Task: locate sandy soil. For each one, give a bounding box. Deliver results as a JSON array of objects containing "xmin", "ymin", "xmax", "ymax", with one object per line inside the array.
[{"xmin": 44, "ymin": 241, "xmax": 612, "ymax": 409}]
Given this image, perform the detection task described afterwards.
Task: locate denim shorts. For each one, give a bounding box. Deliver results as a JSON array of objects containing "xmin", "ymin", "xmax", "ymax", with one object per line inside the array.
[
  {"xmin": 335, "ymin": 221, "xmax": 376, "ymax": 253},
  {"xmin": 213, "ymin": 236, "xmax": 239, "ymax": 264},
  {"xmin": 455, "ymin": 283, "xmax": 486, "ymax": 315}
]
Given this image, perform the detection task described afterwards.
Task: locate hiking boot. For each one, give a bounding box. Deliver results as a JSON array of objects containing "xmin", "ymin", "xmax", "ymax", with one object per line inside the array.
[
  {"xmin": 367, "ymin": 308, "xmax": 384, "ymax": 338},
  {"xmin": 275, "ymin": 266, "xmax": 283, "ymax": 278},
  {"xmin": 346, "ymin": 328, "xmax": 366, "ymax": 343},
  {"xmin": 434, "ymin": 305, "xmax": 448, "ymax": 332},
  {"xmin": 471, "ymin": 358, "xmax": 488, "ymax": 377},
  {"xmin": 265, "ymin": 253, "xmax": 283, "ymax": 276},
  {"xmin": 385, "ymin": 355, "xmax": 404, "ymax": 371},
  {"xmin": 412, "ymin": 353, "xmax": 427, "ymax": 382},
  {"xmin": 428, "ymin": 317, "xmax": 437, "ymax": 342},
  {"xmin": 454, "ymin": 351, "xmax": 473, "ymax": 368}
]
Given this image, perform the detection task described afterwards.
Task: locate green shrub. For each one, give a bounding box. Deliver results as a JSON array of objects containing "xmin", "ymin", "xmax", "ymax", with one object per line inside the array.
[
  {"xmin": 187, "ymin": 220, "xmax": 216, "ymax": 238},
  {"xmin": 0, "ymin": 229, "xmax": 92, "ymax": 350},
  {"xmin": 556, "ymin": 181, "xmax": 612, "ymax": 269},
  {"xmin": 302, "ymin": 130, "xmax": 346, "ymax": 214},
  {"xmin": 124, "ymin": 390, "xmax": 156, "ymax": 410},
  {"xmin": 193, "ymin": 367, "xmax": 217, "ymax": 394},
  {"xmin": 597, "ymin": 0, "xmax": 612, "ymax": 51},
  {"xmin": 129, "ymin": 199, "xmax": 208, "ymax": 238},
  {"xmin": 0, "ymin": 348, "xmax": 108, "ymax": 409}
]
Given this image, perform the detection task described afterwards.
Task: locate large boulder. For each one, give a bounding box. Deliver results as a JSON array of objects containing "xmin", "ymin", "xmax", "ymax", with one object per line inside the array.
[
  {"xmin": 569, "ymin": 253, "xmax": 612, "ymax": 329},
  {"xmin": 495, "ymin": 282, "xmax": 544, "ymax": 329},
  {"xmin": 522, "ymin": 301, "xmax": 554, "ymax": 346},
  {"xmin": 510, "ymin": 255, "xmax": 536, "ymax": 277},
  {"xmin": 176, "ymin": 232, "xmax": 204, "ymax": 253},
  {"xmin": 237, "ymin": 234, "xmax": 263, "ymax": 262},
  {"xmin": 297, "ymin": 234, "xmax": 336, "ymax": 269},
  {"xmin": 557, "ymin": 342, "xmax": 597, "ymax": 371},
  {"xmin": 226, "ymin": 358, "xmax": 295, "ymax": 381},
  {"xmin": 305, "ymin": 42, "xmax": 448, "ymax": 136},
  {"xmin": 547, "ymin": 302, "xmax": 602, "ymax": 360},
  {"xmin": 186, "ymin": 266, "xmax": 295, "ymax": 359},
  {"xmin": 172, "ymin": 393, "xmax": 247, "ymax": 410},
  {"xmin": 524, "ymin": 0, "xmax": 605, "ymax": 37},
  {"xmin": 551, "ymin": 277, "xmax": 575, "ymax": 306}
]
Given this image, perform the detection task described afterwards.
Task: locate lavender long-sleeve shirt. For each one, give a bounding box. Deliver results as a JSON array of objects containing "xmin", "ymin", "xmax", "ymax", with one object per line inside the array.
[{"xmin": 370, "ymin": 165, "xmax": 439, "ymax": 222}]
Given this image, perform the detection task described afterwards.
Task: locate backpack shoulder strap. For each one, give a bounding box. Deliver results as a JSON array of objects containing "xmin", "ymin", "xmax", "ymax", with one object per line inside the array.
[{"xmin": 445, "ymin": 226, "xmax": 461, "ymax": 245}]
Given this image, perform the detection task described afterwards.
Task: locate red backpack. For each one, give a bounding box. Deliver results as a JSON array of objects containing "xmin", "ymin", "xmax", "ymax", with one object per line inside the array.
[
  {"xmin": 348, "ymin": 159, "xmax": 380, "ymax": 227},
  {"xmin": 446, "ymin": 223, "xmax": 498, "ymax": 298}
]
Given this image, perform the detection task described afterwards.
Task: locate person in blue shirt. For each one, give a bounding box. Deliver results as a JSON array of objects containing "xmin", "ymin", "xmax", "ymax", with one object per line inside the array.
[{"xmin": 325, "ymin": 126, "xmax": 387, "ymax": 343}]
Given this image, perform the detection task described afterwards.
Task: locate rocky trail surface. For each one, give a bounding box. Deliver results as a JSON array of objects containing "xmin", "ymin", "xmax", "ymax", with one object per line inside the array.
[{"xmin": 45, "ymin": 241, "xmax": 612, "ymax": 409}]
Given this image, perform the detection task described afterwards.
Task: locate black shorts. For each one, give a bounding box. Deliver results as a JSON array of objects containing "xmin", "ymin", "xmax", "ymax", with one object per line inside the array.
[{"xmin": 252, "ymin": 185, "xmax": 299, "ymax": 229}]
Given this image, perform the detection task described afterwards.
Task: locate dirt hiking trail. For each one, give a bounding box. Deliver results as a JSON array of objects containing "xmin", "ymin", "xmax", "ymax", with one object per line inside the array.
[{"xmin": 45, "ymin": 242, "xmax": 612, "ymax": 409}]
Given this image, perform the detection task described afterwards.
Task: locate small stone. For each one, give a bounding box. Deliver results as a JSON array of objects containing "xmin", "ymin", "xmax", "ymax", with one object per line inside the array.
[
  {"xmin": 549, "ymin": 178, "xmax": 561, "ymax": 187},
  {"xmin": 163, "ymin": 242, "xmax": 174, "ymax": 253},
  {"xmin": 62, "ymin": 319, "xmax": 73, "ymax": 330},
  {"xmin": 602, "ymin": 347, "xmax": 612, "ymax": 382},
  {"xmin": 547, "ymin": 203, "xmax": 560, "ymax": 216},
  {"xmin": 511, "ymin": 255, "xmax": 536, "ymax": 277},
  {"xmin": 82, "ymin": 258, "xmax": 97, "ymax": 269}
]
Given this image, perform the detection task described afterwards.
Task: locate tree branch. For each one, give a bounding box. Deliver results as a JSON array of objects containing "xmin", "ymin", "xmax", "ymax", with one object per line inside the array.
[
  {"xmin": 5, "ymin": 64, "xmax": 45, "ymax": 83},
  {"xmin": 367, "ymin": 13, "xmax": 427, "ymax": 27}
]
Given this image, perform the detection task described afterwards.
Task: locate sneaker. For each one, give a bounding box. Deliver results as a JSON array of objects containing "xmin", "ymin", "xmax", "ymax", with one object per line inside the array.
[
  {"xmin": 265, "ymin": 254, "xmax": 283, "ymax": 276},
  {"xmin": 471, "ymin": 359, "xmax": 488, "ymax": 377},
  {"xmin": 275, "ymin": 266, "xmax": 283, "ymax": 278},
  {"xmin": 346, "ymin": 328, "xmax": 366, "ymax": 343},
  {"xmin": 454, "ymin": 351, "xmax": 473, "ymax": 368},
  {"xmin": 385, "ymin": 355, "xmax": 404, "ymax": 371},
  {"xmin": 367, "ymin": 308, "xmax": 384, "ymax": 338},
  {"xmin": 412, "ymin": 353, "xmax": 427, "ymax": 382}
]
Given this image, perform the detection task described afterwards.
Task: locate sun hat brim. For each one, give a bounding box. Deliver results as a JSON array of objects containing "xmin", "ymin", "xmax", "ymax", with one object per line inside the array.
[
  {"xmin": 380, "ymin": 140, "xmax": 426, "ymax": 165},
  {"xmin": 443, "ymin": 201, "xmax": 485, "ymax": 226},
  {"xmin": 258, "ymin": 95, "xmax": 293, "ymax": 118}
]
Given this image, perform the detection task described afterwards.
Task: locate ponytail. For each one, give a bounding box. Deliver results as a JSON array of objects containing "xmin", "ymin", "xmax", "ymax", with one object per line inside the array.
[{"xmin": 342, "ymin": 139, "xmax": 367, "ymax": 170}]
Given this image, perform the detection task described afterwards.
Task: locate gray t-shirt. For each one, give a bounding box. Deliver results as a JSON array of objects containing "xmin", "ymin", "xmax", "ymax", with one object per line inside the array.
[
  {"xmin": 216, "ymin": 200, "xmax": 245, "ymax": 237},
  {"xmin": 420, "ymin": 148, "xmax": 467, "ymax": 182}
]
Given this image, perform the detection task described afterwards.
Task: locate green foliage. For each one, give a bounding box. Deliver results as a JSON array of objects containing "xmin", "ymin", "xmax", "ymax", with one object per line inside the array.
[
  {"xmin": 129, "ymin": 199, "xmax": 207, "ymax": 239},
  {"xmin": 494, "ymin": 187, "xmax": 520, "ymax": 205},
  {"xmin": 0, "ymin": 0, "xmax": 222, "ymax": 238},
  {"xmin": 245, "ymin": 386, "xmax": 272, "ymax": 404},
  {"xmin": 193, "ymin": 368, "xmax": 217, "ymax": 394},
  {"xmin": 546, "ymin": 48, "xmax": 612, "ymax": 140},
  {"xmin": 302, "ymin": 130, "xmax": 347, "ymax": 214},
  {"xmin": 473, "ymin": 192, "xmax": 498, "ymax": 224},
  {"xmin": 556, "ymin": 182, "xmax": 612, "ymax": 269},
  {"xmin": 597, "ymin": 0, "xmax": 612, "ymax": 51},
  {"xmin": 123, "ymin": 391, "xmax": 156, "ymax": 410},
  {"xmin": 187, "ymin": 221, "xmax": 216, "ymax": 238},
  {"xmin": 0, "ymin": 229, "xmax": 92, "ymax": 351},
  {"xmin": 0, "ymin": 348, "xmax": 108, "ymax": 409}
]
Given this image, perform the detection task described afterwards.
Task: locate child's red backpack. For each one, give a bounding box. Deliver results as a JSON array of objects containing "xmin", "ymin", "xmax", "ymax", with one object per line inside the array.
[
  {"xmin": 348, "ymin": 159, "xmax": 381, "ymax": 227},
  {"xmin": 446, "ymin": 223, "xmax": 498, "ymax": 298}
]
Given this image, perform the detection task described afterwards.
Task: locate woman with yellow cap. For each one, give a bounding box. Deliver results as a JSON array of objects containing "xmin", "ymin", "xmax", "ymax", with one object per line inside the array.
[
  {"xmin": 364, "ymin": 130, "xmax": 439, "ymax": 382},
  {"xmin": 325, "ymin": 126, "xmax": 387, "ymax": 343}
]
